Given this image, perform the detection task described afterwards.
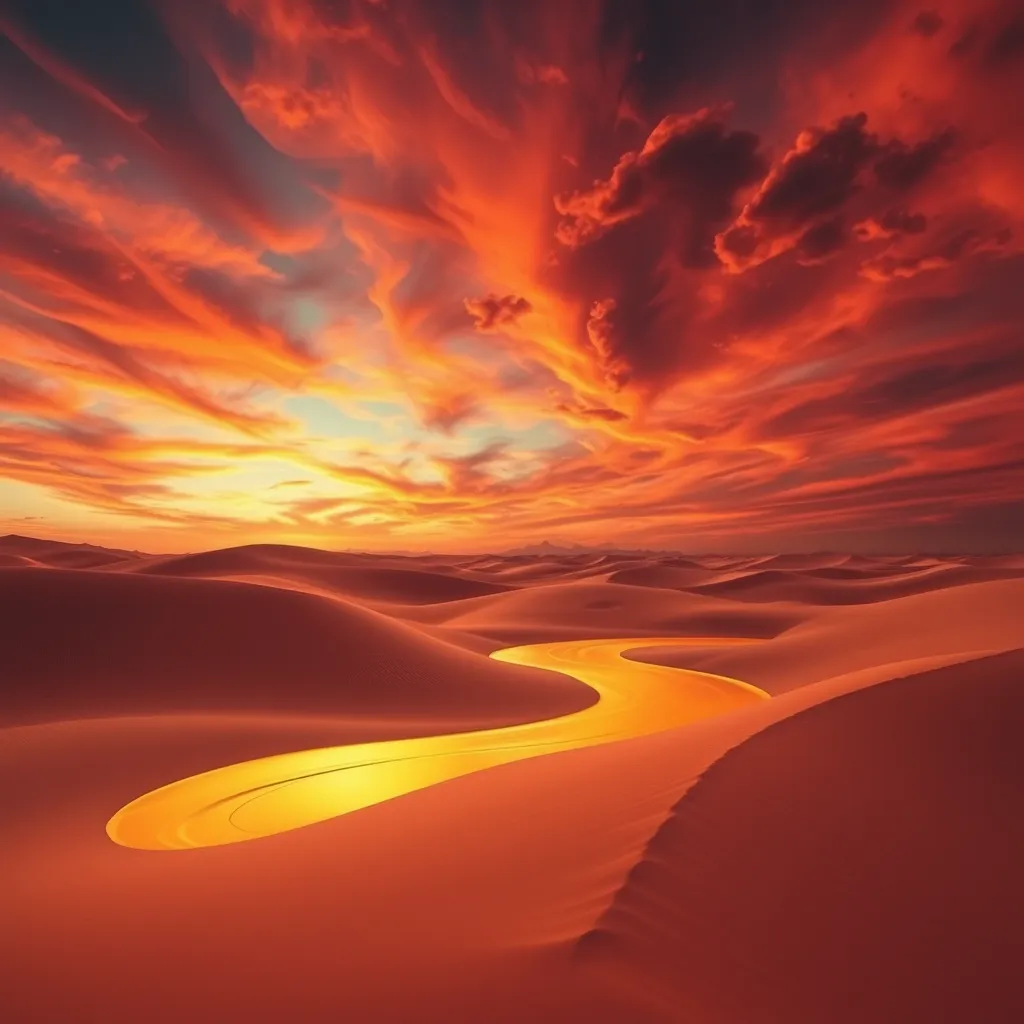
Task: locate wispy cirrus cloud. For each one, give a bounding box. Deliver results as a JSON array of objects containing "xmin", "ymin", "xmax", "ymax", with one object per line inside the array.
[{"xmin": 0, "ymin": 0, "xmax": 1021, "ymax": 552}]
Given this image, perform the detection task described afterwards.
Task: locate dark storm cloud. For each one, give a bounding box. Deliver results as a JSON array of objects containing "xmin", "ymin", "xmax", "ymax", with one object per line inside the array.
[
  {"xmin": 796, "ymin": 217, "xmax": 847, "ymax": 263},
  {"xmin": 600, "ymin": 0, "xmax": 890, "ymax": 114},
  {"xmin": 553, "ymin": 211, "xmax": 689, "ymax": 388},
  {"xmin": 852, "ymin": 207, "xmax": 929, "ymax": 242},
  {"xmin": 748, "ymin": 114, "xmax": 877, "ymax": 228},
  {"xmin": 879, "ymin": 209, "xmax": 928, "ymax": 234},
  {"xmin": 985, "ymin": 13, "xmax": 1024, "ymax": 67},
  {"xmin": 874, "ymin": 128, "xmax": 956, "ymax": 189},
  {"xmin": 555, "ymin": 109, "xmax": 768, "ymax": 264},
  {"xmin": 717, "ymin": 111, "xmax": 967, "ymax": 273},
  {"xmin": 715, "ymin": 112, "xmax": 882, "ymax": 270},
  {"xmin": 551, "ymin": 109, "xmax": 772, "ymax": 388}
]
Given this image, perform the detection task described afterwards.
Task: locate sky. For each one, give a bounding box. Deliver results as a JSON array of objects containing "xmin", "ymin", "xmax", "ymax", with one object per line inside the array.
[{"xmin": 0, "ymin": 0, "xmax": 1022, "ymax": 553}]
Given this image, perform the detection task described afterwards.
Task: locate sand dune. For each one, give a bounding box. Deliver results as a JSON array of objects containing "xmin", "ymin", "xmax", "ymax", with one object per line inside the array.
[
  {"xmin": 581, "ymin": 650, "xmax": 1023, "ymax": 1023},
  {"xmin": 628, "ymin": 574, "xmax": 1024, "ymax": 693},
  {"xmin": 683, "ymin": 562, "xmax": 1024, "ymax": 604},
  {"xmin": 741, "ymin": 552, "xmax": 855, "ymax": 570},
  {"xmin": 606, "ymin": 564, "xmax": 722, "ymax": 589},
  {"xmin": 126, "ymin": 544, "xmax": 516, "ymax": 603},
  {"xmin": 398, "ymin": 578, "xmax": 802, "ymax": 644},
  {"xmin": 0, "ymin": 567, "xmax": 589, "ymax": 729},
  {"xmin": 1, "ymin": 541, "xmax": 1021, "ymax": 1022},
  {"xmin": 132, "ymin": 542, "xmax": 430, "ymax": 576},
  {"xmin": 0, "ymin": 552, "xmax": 35, "ymax": 567},
  {"xmin": 0, "ymin": 533, "xmax": 140, "ymax": 568}
]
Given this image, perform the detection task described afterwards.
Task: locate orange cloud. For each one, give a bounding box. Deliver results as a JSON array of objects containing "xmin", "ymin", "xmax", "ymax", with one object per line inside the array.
[
  {"xmin": 0, "ymin": 0, "xmax": 1021, "ymax": 552},
  {"xmin": 464, "ymin": 293, "xmax": 532, "ymax": 332}
]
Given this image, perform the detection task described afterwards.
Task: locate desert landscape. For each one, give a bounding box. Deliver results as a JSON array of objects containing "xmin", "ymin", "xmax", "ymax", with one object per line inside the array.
[
  {"xmin": 2, "ymin": 534, "xmax": 1022, "ymax": 1021},
  {"xmin": 3, "ymin": 0, "xmax": 1024, "ymax": 1018}
]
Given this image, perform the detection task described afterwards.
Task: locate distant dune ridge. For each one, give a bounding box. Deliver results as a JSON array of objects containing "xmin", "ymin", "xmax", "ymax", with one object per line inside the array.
[{"xmin": 1, "ymin": 534, "xmax": 1022, "ymax": 1022}]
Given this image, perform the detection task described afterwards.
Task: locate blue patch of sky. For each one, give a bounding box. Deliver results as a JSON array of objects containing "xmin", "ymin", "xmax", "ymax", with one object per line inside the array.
[{"xmin": 284, "ymin": 395, "xmax": 393, "ymax": 442}]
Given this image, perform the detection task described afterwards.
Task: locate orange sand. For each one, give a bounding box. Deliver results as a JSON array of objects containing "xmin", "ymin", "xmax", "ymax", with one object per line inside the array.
[{"xmin": 1, "ymin": 535, "xmax": 1021, "ymax": 1022}]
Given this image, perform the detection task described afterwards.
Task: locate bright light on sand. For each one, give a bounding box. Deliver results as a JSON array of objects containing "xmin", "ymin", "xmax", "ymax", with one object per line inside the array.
[{"xmin": 106, "ymin": 637, "xmax": 768, "ymax": 850}]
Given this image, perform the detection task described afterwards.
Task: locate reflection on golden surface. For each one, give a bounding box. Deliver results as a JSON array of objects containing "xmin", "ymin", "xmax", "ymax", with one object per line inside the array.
[{"xmin": 106, "ymin": 638, "xmax": 768, "ymax": 850}]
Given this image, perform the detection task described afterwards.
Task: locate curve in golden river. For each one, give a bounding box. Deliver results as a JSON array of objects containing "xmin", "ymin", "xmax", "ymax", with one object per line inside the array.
[{"xmin": 107, "ymin": 637, "xmax": 770, "ymax": 851}]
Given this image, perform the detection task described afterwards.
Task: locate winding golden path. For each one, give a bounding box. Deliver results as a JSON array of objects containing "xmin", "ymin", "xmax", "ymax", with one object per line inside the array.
[{"xmin": 107, "ymin": 637, "xmax": 769, "ymax": 850}]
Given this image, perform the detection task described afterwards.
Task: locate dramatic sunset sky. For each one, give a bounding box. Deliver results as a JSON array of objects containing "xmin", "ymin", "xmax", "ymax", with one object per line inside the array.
[{"xmin": 0, "ymin": 0, "xmax": 1021, "ymax": 552}]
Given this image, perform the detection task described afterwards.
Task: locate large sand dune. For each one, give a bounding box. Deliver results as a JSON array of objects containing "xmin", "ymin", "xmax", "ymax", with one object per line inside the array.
[
  {"xmin": 0, "ymin": 567, "xmax": 587, "ymax": 728},
  {"xmin": 1, "ymin": 537, "xmax": 1020, "ymax": 1022},
  {"xmin": 581, "ymin": 650, "xmax": 1024, "ymax": 1022}
]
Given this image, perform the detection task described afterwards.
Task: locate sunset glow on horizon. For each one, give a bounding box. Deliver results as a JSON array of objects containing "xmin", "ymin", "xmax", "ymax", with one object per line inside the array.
[{"xmin": 2, "ymin": 0, "xmax": 1022, "ymax": 554}]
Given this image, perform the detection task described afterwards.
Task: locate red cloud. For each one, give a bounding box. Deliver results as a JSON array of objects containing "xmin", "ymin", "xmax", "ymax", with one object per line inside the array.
[
  {"xmin": 555, "ymin": 108, "xmax": 767, "ymax": 267},
  {"xmin": 0, "ymin": 0, "xmax": 1021, "ymax": 552}
]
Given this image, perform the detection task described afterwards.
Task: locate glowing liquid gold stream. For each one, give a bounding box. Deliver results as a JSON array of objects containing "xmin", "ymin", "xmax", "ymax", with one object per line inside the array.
[{"xmin": 107, "ymin": 637, "xmax": 768, "ymax": 850}]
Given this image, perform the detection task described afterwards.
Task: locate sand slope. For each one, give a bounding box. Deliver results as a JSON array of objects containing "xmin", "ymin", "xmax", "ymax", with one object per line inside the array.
[
  {"xmin": 628, "ymin": 574, "xmax": 1024, "ymax": 692},
  {"xmin": 399, "ymin": 579, "xmax": 802, "ymax": 645},
  {"xmin": 129, "ymin": 544, "xmax": 517, "ymax": 604},
  {"xmin": 0, "ymin": 533, "xmax": 140, "ymax": 568},
  {"xmin": 0, "ymin": 567, "xmax": 591, "ymax": 729},
  {"xmin": 1, "ymin": 542, "xmax": 1021, "ymax": 1022},
  {"xmin": 582, "ymin": 650, "xmax": 1024, "ymax": 1023},
  {"xmin": 684, "ymin": 563, "xmax": 1024, "ymax": 604}
]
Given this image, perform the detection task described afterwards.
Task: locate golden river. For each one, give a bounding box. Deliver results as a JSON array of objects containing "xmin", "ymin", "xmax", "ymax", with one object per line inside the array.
[{"xmin": 107, "ymin": 637, "xmax": 768, "ymax": 850}]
